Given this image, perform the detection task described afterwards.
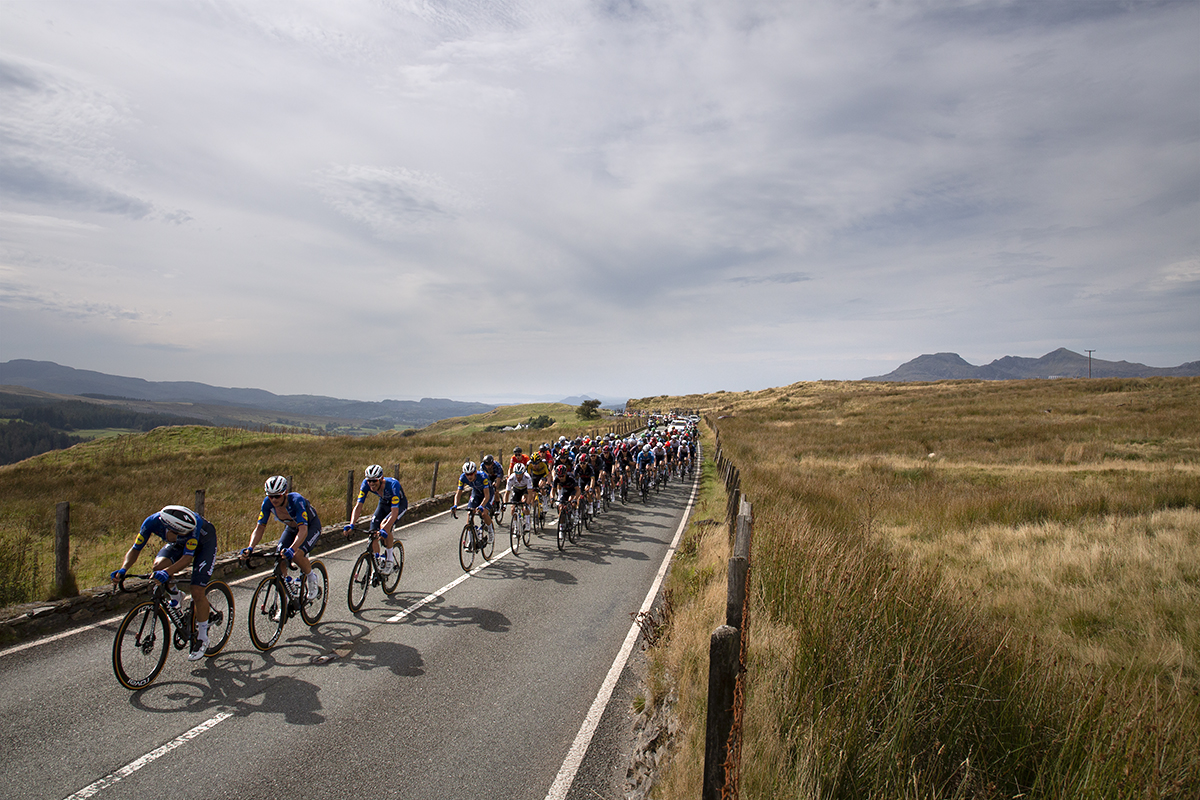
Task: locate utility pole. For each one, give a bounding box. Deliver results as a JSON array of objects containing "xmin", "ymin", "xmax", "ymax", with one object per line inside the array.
[{"xmin": 1085, "ymin": 349, "xmax": 1095, "ymax": 378}]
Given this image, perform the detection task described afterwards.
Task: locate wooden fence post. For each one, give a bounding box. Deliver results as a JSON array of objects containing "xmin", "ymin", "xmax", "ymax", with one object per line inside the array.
[
  {"xmin": 703, "ymin": 625, "xmax": 741, "ymax": 800},
  {"xmin": 346, "ymin": 470, "xmax": 355, "ymax": 522},
  {"xmin": 55, "ymin": 501, "xmax": 77, "ymax": 598},
  {"xmin": 194, "ymin": 488, "xmax": 206, "ymax": 518},
  {"xmin": 430, "ymin": 462, "xmax": 440, "ymax": 498}
]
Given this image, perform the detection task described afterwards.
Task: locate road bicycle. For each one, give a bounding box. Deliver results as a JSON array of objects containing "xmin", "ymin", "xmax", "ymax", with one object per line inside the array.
[
  {"xmin": 556, "ymin": 499, "xmax": 579, "ymax": 551},
  {"xmin": 452, "ymin": 506, "xmax": 495, "ymax": 571},
  {"xmin": 639, "ymin": 470, "xmax": 652, "ymax": 503},
  {"xmin": 347, "ymin": 530, "xmax": 404, "ymax": 613},
  {"xmin": 508, "ymin": 501, "xmax": 533, "ymax": 554},
  {"xmin": 111, "ymin": 574, "xmax": 234, "ymax": 690},
  {"xmin": 537, "ymin": 483, "xmax": 552, "ymax": 530},
  {"xmin": 241, "ymin": 547, "xmax": 328, "ymax": 651}
]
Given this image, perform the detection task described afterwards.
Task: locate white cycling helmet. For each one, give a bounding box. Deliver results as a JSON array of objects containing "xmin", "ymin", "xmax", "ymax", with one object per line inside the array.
[
  {"xmin": 364, "ymin": 464, "xmax": 384, "ymax": 480},
  {"xmin": 462, "ymin": 460, "xmax": 477, "ymax": 474},
  {"xmin": 514, "ymin": 463, "xmax": 527, "ymax": 475},
  {"xmin": 264, "ymin": 475, "xmax": 289, "ymax": 495},
  {"xmin": 159, "ymin": 505, "xmax": 198, "ymax": 534}
]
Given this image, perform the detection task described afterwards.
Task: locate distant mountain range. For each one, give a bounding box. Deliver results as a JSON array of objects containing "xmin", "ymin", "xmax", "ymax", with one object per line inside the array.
[
  {"xmin": 865, "ymin": 348, "xmax": 1200, "ymax": 382},
  {"xmin": 0, "ymin": 360, "xmax": 496, "ymax": 428}
]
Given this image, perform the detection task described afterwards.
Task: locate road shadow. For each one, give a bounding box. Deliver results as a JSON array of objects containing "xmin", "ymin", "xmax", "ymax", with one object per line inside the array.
[{"xmin": 401, "ymin": 597, "xmax": 511, "ymax": 632}]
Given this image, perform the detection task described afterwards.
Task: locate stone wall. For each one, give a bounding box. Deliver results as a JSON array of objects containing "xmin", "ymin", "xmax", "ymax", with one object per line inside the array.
[{"xmin": 0, "ymin": 491, "xmax": 456, "ymax": 647}]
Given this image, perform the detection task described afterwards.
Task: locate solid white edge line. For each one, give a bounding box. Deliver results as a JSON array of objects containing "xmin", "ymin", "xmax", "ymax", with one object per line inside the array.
[
  {"xmin": 62, "ymin": 711, "xmax": 233, "ymax": 800},
  {"xmin": 0, "ymin": 510, "xmax": 454, "ymax": 660},
  {"xmin": 544, "ymin": 466, "xmax": 700, "ymax": 800}
]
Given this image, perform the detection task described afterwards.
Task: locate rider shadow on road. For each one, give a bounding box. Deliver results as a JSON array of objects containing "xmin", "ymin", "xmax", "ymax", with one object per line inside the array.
[
  {"xmin": 339, "ymin": 639, "xmax": 425, "ymax": 678},
  {"xmin": 490, "ymin": 552, "xmax": 579, "ymax": 585},
  {"xmin": 128, "ymin": 660, "xmax": 325, "ymax": 726},
  {"xmin": 402, "ymin": 596, "xmax": 511, "ymax": 633}
]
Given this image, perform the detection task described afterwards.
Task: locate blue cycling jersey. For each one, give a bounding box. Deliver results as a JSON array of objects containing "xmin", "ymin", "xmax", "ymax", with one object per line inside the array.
[
  {"xmin": 458, "ymin": 470, "xmax": 491, "ymax": 494},
  {"xmin": 257, "ymin": 492, "xmax": 322, "ymax": 531},
  {"xmin": 133, "ymin": 511, "xmax": 215, "ymax": 555},
  {"xmin": 356, "ymin": 477, "xmax": 408, "ymax": 511}
]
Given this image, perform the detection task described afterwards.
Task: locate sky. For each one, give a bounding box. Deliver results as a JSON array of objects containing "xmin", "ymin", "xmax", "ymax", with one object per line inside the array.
[{"xmin": 1, "ymin": 0, "xmax": 1197, "ymax": 404}]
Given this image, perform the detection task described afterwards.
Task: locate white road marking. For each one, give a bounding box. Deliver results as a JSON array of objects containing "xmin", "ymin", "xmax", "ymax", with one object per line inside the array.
[
  {"xmin": 62, "ymin": 711, "xmax": 233, "ymax": 800},
  {"xmin": 544, "ymin": 470, "xmax": 700, "ymax": 800},
  {"xmin": 0, "ymin": 510, "xmax": 451, "ymax": 660},
  {"xmin": 386, "ymin": 545, "xmax": 513, "ymax": 623}
]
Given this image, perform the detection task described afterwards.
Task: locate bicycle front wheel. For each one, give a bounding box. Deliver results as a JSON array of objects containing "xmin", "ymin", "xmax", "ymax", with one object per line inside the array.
[
  {"xmin": 112, "ymin": 601, "xmax": 170, "ymax": 690},
  {"xmin": 203, "ymin": 581, "xmax": 235, "ymax": 656},
  {"xmin": 481, "ymin": 524, "xmax": 495, "ymax": 560},
  {"xmin": 348, "ymin": 552, "xmax": 372, "ymax": 612},
  {"xmin": 459, "ymin": 524, "xmax": 476, "ymax": 571},
  {"xmin": 510, "ymin": 512, "xmax": 521, "ymax": 555},
  {"xmin": 522, "ymin": 511, "xmax": 532, "ymax": 548},
  {"xmin": 301, "ymin": 560, "xmax": 328, "ymax": 624},
  {"xmin": 381, "ymin": 543, "xmax": 403, "ymax": 595},
  {"xmin": 248, "ymin": 576, "xmax": 286, "ymax": 651},
  {"xmin": 557, "ymin": 511, "xmax": 568, "ymax": 551}
]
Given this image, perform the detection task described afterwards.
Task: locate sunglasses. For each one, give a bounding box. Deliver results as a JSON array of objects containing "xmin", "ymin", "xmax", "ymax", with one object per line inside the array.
[{"xmin": 268, "ymin": 493, "xmax": 285, "ymax": 499}]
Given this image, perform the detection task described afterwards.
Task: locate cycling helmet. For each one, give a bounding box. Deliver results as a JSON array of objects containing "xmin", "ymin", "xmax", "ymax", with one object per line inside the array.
[
  {"xmin": 482, "ymin": 454, "xmax": 494, "ymax": 464},
  {"xmin": 462, "ymin": 460, "xmax": 477, "ymax": 474},
  {"xmin": 531, "ymin": 453, "xmax": 543, "ymax": 462},
  {"xmin": 264, "ymin": 475, "xmax": 289, "ymax": 495},
  {"xmin": 365, "ymin": 464, "xmax": 384, "ymax": 480},
  {"xmin": 159, "ymin": 505, "xmax": 198, "ymax": 534},
  {"xmin": 514, "ymin": 463, "xmax": 527, "ymax": 475},
  {"xmin": 555, "ymin": 464, "xmax": 567, "ymax": 478},
  {"xmin": 513, "ymin": 447, "xmax": 522, "ymax": 455},
  {"xmin": 589, "ymin": 447, "xmax": 596, "ymax": 454}
]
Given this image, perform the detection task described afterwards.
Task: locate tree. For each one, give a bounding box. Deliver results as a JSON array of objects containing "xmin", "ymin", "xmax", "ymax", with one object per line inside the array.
[{"xmin": 576, "ymin": 399, "xmax": 602, "ymax": 420}]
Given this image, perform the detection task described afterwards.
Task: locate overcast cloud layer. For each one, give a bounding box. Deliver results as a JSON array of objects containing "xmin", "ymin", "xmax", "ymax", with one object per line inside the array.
[{"xmin": 1, "ymin": 0, "xmax": 1197, "ymax": 402}]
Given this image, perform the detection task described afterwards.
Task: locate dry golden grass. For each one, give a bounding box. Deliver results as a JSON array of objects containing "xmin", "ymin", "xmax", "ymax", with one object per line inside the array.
[
  {"xmin": 0, "ymin": 405, "xmax": 636, "ymax": 606},
  {"xmin": 638, "ymin": 377, "xmax": 1200, "ymax": 798}
]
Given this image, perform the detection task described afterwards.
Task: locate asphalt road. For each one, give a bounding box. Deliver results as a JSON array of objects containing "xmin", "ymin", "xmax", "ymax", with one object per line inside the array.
[{"xmin": 0, "ymin": 470, "xmax": 696, "ymax": 800}]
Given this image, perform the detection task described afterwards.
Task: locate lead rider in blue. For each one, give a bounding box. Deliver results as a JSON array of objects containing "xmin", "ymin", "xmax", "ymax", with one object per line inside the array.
[
  {"xmin": 344, "ymin": 464, "xmax": 408, "ymax": 575},
  {"xmin": 110, "ymin": 505, "xmax": 217, "ymax": 661}
]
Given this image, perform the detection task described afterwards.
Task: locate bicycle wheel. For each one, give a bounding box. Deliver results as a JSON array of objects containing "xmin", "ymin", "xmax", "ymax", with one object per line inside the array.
[
  {"xmin": 481, "ymin": 523, "xmax": 495, "ymax": 560},
  {"xmin": 381, "ymin": 543, "xmax": 403, "ymax": 595},
  {"xmin": 112, "ymin": 601, "xmax": 170, "ymax": 690},
  {"xmin": 569, "ymin": 509, "xmax": 579, "ymax": 545},
  {"xmin": 248, "ymin": 576, "xmax": 287, "ymax": 651},
  {"xmin": 510, "ymin": 511, "xmax": 521, "ymax": 555},
  {"xmin": 557, "ymin": 510, "xmax": 568, "ymax": 551},
  {"xmin": 203, "ymin": 581, "xmax": 234, "ymax": 656},
  {"xmin": 348, "ymin": 551, "xmax": 373, "ymax": 612},
  {"xmin": 459, "ymin": 524, "xmax": 476, "ymax": 571},
  {"xmin": 301, "ymin": 560, "xmax": 328, "ymax": 624},
  {"xmin": 522, "ymin": 510, "xmax": 532, "ymax": 548}
]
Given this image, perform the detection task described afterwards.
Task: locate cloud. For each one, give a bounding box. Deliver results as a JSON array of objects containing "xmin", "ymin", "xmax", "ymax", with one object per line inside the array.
[{"xmin": 0, "ymin": 0, "xmax": 1195, "ymax": 398}]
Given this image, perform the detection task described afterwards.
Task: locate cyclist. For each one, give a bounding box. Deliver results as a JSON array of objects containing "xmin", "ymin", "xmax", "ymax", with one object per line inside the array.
[
  {"xmin": 527, "ymin": 452, "xmax": 552, "ymax": 512},
  {"xmin": 504, "ymin": 463, "xmax": 535, "ymax": 534},
  {"xmin": 635, "ymin": 444, "xmax": 657, "ymax": 493},
  {"xmin": 508, "ymin": 446, "xmax": 529, "ymax": 473},
  {"xmin": 110, "ymin": 505, "xmax": 216, "ymax": 661},
  {"xmin": 244, "ymin": 475, "xmax": 324, "ymax": 597},
  {"xmin": 453, "ymin": 460, "xmax": 494, "ymax": 543},
  {"xmin": 552, "ymin": 463, "xmax": 581, "ymax": 521},
  {"xmin": 344, "ymin": 464, "xmax": 408, "ymax": 575},
  {"xmin": 481, "ymin": 454, "xmax": 505, "ymax": 518}
]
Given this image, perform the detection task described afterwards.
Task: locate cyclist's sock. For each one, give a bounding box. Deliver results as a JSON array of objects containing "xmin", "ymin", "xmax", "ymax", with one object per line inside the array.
[{"xmin": 196, "ymin": 621, "xmax": 209, "ymax": 644}]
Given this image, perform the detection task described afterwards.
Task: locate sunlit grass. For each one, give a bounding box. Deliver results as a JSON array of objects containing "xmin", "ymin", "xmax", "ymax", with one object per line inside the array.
[
  {"xmin": 635, "ymin": 377, "xmax": 1200, "ymax": 798},
  {"xmin": 0, "ymin": 404, "xmax": 637, "ymax": 603}
]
